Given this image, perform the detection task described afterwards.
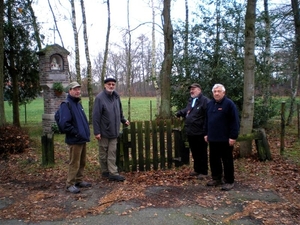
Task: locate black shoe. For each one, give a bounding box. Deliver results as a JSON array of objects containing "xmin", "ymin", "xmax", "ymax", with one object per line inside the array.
[
  {"xmin": 108, "ymin": 174, "xmax": 125, "ymax": 182},
  {"xmin": 207, "ymin": 179, "xmax": 223, "ymax": 187},
  {"xmin": 75, "ymin": 181, "xmax": 92, "ymax": 188},
  {"xmin": 189, "ymin": 171, "xmax": 199, "ymax": 176},
  {"xmin": 102, "ymin": 171, "xmax": 109, "ymax": 178}
]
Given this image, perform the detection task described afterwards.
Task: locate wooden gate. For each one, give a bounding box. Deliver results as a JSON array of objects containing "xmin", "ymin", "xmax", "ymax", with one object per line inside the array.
[{"xmin": 116, "ymin": 119, "xmax": 189, "ymax": 172}]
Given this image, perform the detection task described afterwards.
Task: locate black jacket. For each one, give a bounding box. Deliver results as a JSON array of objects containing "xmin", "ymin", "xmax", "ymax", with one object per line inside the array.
[{"xmin": 176, "ymin": 94, "xmax": 210, "ymax": 136}]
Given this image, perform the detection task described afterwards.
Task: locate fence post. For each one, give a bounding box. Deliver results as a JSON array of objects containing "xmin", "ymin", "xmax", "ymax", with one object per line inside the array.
[
  {"xmin": 41, "ymin": 133, "xmax": 54, "ymax": 166},
  {"xmin": 280, "ymin": 101, "xmax": 285, "ymax": 155},
  {"xmin": 297, "ymin": 103, "xmax": 300, "ymax": 139}
]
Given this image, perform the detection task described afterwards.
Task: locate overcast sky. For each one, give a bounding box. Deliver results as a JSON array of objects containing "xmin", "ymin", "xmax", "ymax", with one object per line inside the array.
[
  {"xmin": 32, "ymin": 0, "xmax": 285, "ymax": 68},
  {"xmin": 33, "ymin": 0, "xmax": 194, "ymax": 67}
]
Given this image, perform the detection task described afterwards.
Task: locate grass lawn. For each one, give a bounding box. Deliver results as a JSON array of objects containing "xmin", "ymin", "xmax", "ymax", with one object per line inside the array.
[{"xmin": 4, "ymin": 96, "xmax": 158, "ymax": 124}]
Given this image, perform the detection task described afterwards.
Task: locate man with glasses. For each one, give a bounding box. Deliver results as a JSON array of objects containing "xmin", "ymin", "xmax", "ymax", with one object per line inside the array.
[{"xmin": 92, "ymin": 77, "xmax": 130, "ymax": 181}]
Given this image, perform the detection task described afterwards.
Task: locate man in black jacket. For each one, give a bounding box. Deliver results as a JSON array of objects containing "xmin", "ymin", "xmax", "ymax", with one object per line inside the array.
[
  {"xmin": 92, "ymin": 77, "xmax": 130, "ymax": 182},
  {"xmin": 176, "ymin": 83, "xmax": 210, "ymax": 179}
]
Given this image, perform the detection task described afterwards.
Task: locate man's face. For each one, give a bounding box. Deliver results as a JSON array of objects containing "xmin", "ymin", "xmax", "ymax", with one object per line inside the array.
[
  {"xmin": 105, "ymin": 82, "xmax": 116, "ymax": 94},
  {"xmin": 190, "ymin": 87, "xmax": 201, "ymax": 98},
  {"xmin": 69, "ymin": 87, "xmax": 81, "ymax": 98},
  {"xmin": 213, "ymin": 87, "xmax": 225, "ymax": 101}
]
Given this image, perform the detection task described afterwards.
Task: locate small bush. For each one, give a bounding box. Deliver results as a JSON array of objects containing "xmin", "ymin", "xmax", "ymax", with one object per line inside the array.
[{"xmin": 0, "ymin": 125, "xmax": 30, "ymax": 158}]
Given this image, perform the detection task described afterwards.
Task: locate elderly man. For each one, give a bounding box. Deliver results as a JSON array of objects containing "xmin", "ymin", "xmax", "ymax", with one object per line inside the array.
[
  {"xmin": 92, "ymin": 77, "xmax": 130, "ymax": 182},
  {"xmin": 58, "ymin": 81, "xmax": 91, "ymax": 194},
  {"xmin": 204, "ymin": 84, "xmax": 240, "ymax": 191},
  {"xmin": 176, "ymin": 83, "xmax": 210, "ymax": 180}
]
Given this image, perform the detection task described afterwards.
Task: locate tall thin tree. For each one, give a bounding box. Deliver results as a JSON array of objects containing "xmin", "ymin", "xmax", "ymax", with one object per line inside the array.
[
  {"xmin": 287, "ymin": 0, "xmax": 300, "ymax": 125},
  {"xmin": 80, "ymin": 0, "xmax": 93, "ymax": 123},
  {"xmin": 159, "ymin": 0, "xmax": 173, "ymax": 119},
  {"xmin": 70, "ymin": 0, "xmax": 81, "ymax": 81},
  {"xmin": 0, "ymin": 0, "xmax": 4, "ymax": 126},
  {"xmin": 240, "ymin": 0, "xmax": 257, "ymax": 157}
]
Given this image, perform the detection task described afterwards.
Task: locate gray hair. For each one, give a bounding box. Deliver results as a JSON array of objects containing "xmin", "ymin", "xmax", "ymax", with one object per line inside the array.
[{"xmin": 212, "ymin": 83, "xmax": 226, "ymax": 92}]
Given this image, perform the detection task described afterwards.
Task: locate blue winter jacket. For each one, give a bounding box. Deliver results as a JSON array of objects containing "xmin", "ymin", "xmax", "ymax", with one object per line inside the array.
[
  {"xmin": 205, "ymin": 96, "xmax": 240, "ymax": 142},
  {"xmin": 59, "ymin": 94, "xmax": 90, "ymax": 144}
]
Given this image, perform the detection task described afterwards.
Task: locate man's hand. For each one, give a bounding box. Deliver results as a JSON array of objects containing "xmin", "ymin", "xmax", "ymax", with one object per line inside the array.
[
  {"xmin": 229, "ymin": 138, "xmax": 236, "ymax": 146},
  {"xmin": 95, "ymin": 134, "xmax": 101, "ymax": 140}
]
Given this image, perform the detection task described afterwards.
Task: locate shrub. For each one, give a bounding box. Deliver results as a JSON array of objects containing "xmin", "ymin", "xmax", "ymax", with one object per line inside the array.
[{"xmin": 0, "ymin": 125, "xmax": 30, "ymax": 158}]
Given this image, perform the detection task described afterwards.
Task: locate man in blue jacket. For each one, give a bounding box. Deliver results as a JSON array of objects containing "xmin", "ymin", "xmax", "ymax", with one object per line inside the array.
[
  {"xmin": 92, "ymin": 77, "xmax": 130, "ymax": 182},
  {"xmin": 58, "ymin": 81, "xmax": 91, "ymax": 193},
  {"xmin": 204, "ymin": 83, "xmax": 240, "ymax": 191},
  {"xmin": 176, "ymin": 83, "xmax": 210, "ymax": 180}
]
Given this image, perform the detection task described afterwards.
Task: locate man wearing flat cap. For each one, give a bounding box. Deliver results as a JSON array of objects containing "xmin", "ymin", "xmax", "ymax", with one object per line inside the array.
[
  {"xmin": 176, "ymin": 83, "xmax": 210, "ymax": 180},
  {"xmin": 92, "ymin": 77, "xmax": 130, "ymax": 182},
  {"xmin": 58, "ymin": 81, "xmax": 91, "ymax": 193}
]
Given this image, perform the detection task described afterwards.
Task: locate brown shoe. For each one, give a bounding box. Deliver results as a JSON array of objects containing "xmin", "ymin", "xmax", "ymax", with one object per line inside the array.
[
  {"xmin": 207, "ymin": 179, "xmax": 222, "ymax": 187},
  {"xmin": 189, "ymin": 171, "xmax": 199, "ymax": 176}
]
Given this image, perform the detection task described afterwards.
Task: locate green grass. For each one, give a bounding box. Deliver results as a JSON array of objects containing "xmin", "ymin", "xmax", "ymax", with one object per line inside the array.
[{"xmin": 4, "ymin": 96, "xmax": 157, "ymax": 124}]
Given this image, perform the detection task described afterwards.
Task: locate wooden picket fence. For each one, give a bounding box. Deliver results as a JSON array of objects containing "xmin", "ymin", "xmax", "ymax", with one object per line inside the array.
[
  {"xmin": 115, "ymin": 119, "xmax": 271, "ymax": 172},
  {"xmin": 116, "ymin": 119, "xmax": 190, "ymax": 172}
]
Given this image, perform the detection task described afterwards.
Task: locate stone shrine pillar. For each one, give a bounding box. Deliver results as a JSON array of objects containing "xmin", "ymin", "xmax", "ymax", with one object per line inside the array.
[{"xmin": 37, "ymin": 44, "xmax": 70, "ymax": 133}]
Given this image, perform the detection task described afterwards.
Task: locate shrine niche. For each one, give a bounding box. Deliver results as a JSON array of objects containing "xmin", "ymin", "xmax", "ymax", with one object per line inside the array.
[
  {"xmin": 50, "ymin": 54, "xmax": 63, "ymax": 70},
  {"xmin": 37, "ymin": 44, "xmax": 70, "ymax": 133}
]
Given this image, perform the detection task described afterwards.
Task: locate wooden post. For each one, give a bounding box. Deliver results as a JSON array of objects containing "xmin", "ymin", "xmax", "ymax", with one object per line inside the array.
[
  {"xmin": 297, "ymin": 103, "xmax": 300, "ymax": 139},
  {"xmin": 281, "ymin": 101, "xmax": 285, "ymax": 155},
  {"xmin": 145, "ymin": 121, "xmax": 151, "ymax": 171},
  {"xmin": 137, "ymin": 121, "xmax": 144, "ymax": 171},
  {"xmin": 41, "ymin": 133, "xmax": 54, "ymax": 166}
]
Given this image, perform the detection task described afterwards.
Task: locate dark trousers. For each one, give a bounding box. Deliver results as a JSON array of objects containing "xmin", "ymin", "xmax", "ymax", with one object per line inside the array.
[
  {"xmin": 209, "ymin": 142, "xmax": 234, "ymax": 183},
  {"xmin": 187, "ymin": 135, "xmax": 208, "ymax": 175}
]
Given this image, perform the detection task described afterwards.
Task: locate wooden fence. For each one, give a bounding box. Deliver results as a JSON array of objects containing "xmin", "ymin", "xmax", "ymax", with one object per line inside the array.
[
  {"xmin": 116, "ymin": 119, "xmax": 271, "ymax": 172},
  {"xmin": 116, "ymin": 119, "xmax": 189, "ymax": 172}
]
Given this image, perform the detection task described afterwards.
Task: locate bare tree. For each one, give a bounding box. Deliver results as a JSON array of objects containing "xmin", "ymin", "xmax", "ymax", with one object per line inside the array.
[
  {"xmin": 80, "ymin": 0, "xmax": 93, "ymax": 123},
  {"xmin": 101, "ymin": 0, "xmax": 111, "ymax": 87},
  {"xmin": 240, "ymin": 0, "xmax": 257, "ymax": 157},
  {"xmin": 0, "ymin": 0, "xmax": 4, "ymax": 126},
  {"xmin": 159, "ymin": 0, "xmax": 173, "ymax": 119},
  {"xmin": 125, "ymin": 0, "xmax": 132, "ymax": 121},
  {"xmin": 151, "ymin": 0, "xmax": 160, "ymax": 116},
  {"xmin": 28, "ymin": 0, "xmax": 42, "ymax": 50},
  {"xmin": 70, "ymin": 0, "xmax": 81, "ymax": 81},
  {"xmin": 47, "ymin": 0, "xmax": 64, "ymax": 47}
]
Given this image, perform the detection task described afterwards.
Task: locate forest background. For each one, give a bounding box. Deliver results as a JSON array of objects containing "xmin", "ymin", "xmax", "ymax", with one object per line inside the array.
[{"xmin": 0, "ymin": 0, "xmax": 299, "ymax": 158}]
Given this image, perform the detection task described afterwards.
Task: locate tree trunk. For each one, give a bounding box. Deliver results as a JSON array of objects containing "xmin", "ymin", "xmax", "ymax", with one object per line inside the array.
[
  {"xmin": 151, "ymin": 0, "xmax": 160, "ymax": 116},
  {"xmin": 101, "ymin": 0, "xmax": 111, "ymax": 87},
  {"xmin": 47, "ymin": 0, "xmax": 64, "ymax": 47},
  {"xmin": 70, "ymin": 0, "xmax": 81, "ymax": 81},
  {"xmin": 27, "ymin": 0, "xmax": 42, "ymax": 50},
  {"xmin": 80, "ymin": 0, "xmax": 93, "ymax": 124},
  {"xmin": 240, "ymin": 0, "xmax": 257, "ymax": 157},
  {"xmin": 184, "ymin": 0, "xmax": 190, "ymax": 79},
  {"xmin": 126, "ymin": 0, "xmax": 132, "ymax": 121},
  {"xmin": 0, "ymin": 0, "xmax": 5, "ymax": 127},
  {"xmin": 159, "ymin": 0, "xmax": 173, "ymax": 119},
  {"xmin": 287, "ymin": 0, "xmax": 300, "ymax": 126}
]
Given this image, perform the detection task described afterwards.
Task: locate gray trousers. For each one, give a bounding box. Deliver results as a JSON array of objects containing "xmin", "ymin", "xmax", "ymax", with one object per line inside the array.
[{"xmin": 98, "ymin": 137, "xmax": 118, "ymax": 175}]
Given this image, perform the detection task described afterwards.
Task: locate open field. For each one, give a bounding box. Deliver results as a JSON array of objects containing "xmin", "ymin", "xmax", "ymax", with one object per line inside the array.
[{"xmin": 4, "ymin": 97, "xmax": 158, "ymax": 124}]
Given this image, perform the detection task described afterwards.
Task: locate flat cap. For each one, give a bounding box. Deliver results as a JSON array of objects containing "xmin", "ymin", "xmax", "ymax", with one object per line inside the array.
[
  {"xmin": 104, "ymin": 77, "xmax": 117, "ymax": 83},
  {"xmin": 188, "ymin": 83, "xmax": 201, "ymax": 89},
  {"xmin": 69, "ymin": 81, "xmax": 81, "ymax": 89}
]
